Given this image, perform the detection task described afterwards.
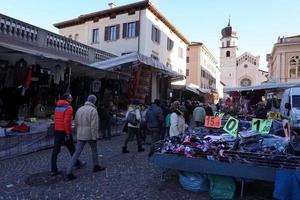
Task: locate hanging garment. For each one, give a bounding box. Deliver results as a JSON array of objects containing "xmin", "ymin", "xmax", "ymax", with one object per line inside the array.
[
  {"xmin": 52, "ymin": 65, "xmax": 65, "ymax": 85},
  {"xmin": 92, "ymin": 80, "xmax": 101, "ymax": 93}
]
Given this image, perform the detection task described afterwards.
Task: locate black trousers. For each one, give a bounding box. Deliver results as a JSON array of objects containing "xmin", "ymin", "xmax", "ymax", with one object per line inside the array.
[{"xmin": 51, "ymin": 131, "xmax": 80, "ymax": 172}]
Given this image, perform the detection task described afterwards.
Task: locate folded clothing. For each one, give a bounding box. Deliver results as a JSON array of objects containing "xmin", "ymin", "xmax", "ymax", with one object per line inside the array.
[{"xmin": 11, "ymin": 123, "xmax": 30, "ymax": 133}]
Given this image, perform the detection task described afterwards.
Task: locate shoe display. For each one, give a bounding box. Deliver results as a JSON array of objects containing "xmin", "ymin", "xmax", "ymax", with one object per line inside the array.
[{"xmin": 93, "ymin": 165, "xmax": 106, "ymax": 173}]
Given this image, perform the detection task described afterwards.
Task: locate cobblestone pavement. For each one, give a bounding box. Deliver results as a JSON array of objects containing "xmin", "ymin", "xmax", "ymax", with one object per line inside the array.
[{"xmin": 0, "ymin": 134, "xmax": 274, "ymax": 200}]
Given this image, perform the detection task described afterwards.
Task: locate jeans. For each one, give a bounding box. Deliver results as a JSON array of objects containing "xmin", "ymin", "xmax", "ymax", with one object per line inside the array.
[
  {"xmin": 51, "ymin": 131, "xmax": 80, "ymax": 172},
  {"xmin": 67, "ymin": 140, "xmax": 99, "ymax": 175},
  {"xmin": 101, "ymin": 120, "xmax": 112, "ymax": 139},
  {"xmin": 148, "ymin": 127, "xmax": 160, "ymax": 146},
  {"xmin": 124, "ymin": 127, "xmax": 142, "ymax": 148}
]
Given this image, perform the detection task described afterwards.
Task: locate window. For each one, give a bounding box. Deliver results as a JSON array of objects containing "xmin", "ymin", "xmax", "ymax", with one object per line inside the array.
[
  {"xmin": 178, "ymin": 47, "xmax": 183, "ymax": 58},
  {"xmin": 289, "ymin": 56, "xmax": 300, "ymax": 78},
  {"xmin": 186, "ymin": 56, "xmax": 189, "ymax": 63},
  {"xmin": 104, "ymin": 25, "xmax": 120, "ymax": 41},
  {"xmin": 151, "ymin": 25, "xmax": 160, "ymax": 43},
  {"xmin": 244, "ymin": 64, "xmax": 248, "ymax": 68},
  {"xmin": 240, "ymin": 78, "xmax": 252, "ymax": 86},
  {"xmin": 226, "ymin": 51, "xmax": 230, "ymax": 57},
  {"xmin": 123, "ymin": 21, "xmax": 139, "ymax": 38},
  {"xmin": 227, "ymin": 40, "xmax": 230, "ymax": 47},
  {"xmin": 186, "ymin": 69, "xmax": 190, "ymax": 76},
  {"xmin": 167, "ymin": 37, "xmax": 174, "ymax": 51},
  {"xmin": 92, "ymin": 29, "xmax": 99, "ymax": 43}
]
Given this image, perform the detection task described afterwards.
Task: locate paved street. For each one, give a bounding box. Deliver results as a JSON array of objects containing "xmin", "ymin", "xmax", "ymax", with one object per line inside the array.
[{"xmin": 0, "ymin": 134, "xmax": 274, "ymax": 200}]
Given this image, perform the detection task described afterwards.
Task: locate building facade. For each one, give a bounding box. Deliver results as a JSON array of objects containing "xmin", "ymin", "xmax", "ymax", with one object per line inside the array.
[
  {"xmin": 267, "ymin": 35, "xmax": 300, "ymax": 82},
  {"xmin": 54, "ymin": 1, "xmax": 188, "ymax": 77},
  {"xmin": 220, "ymin": 21, "xmax": 267, "ymax": 88},
  {"xmin": 186, "ymin": 42, "xmax": 222, "ymax": 97}
]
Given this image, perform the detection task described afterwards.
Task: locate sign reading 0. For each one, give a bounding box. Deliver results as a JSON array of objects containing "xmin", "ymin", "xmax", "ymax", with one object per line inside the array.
[{"xmin": 223, "ymin": 117, "xmax": 239, "ymax": 137}]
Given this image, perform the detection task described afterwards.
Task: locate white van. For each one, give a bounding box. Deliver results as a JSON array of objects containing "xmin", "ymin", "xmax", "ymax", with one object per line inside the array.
[{"xmin": 280, "ymin": 87, "xmax": 300, "ymax": 131}]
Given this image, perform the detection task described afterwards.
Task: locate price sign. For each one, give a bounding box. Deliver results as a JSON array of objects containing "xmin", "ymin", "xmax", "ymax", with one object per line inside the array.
[
  {"xmin": 204, "ymin": 116, "xmax": 222, "ymax": 128},
  {"xmin": 251, "ymin": 118, "xmax": 273, "ymax": 135},
  {"xmin": 215, "ymin": 112, "xmax": 225, "ymax": 118},
  {"xmin": 223, "ymin": 117, "xmax": 239, "ymax": 137},
  {"xmin": 268, "ymin": 112, "xmax": 281, "ymax": 120},
  {"xmin": 261, "ymin": 120, "xmax": 273, "ymax": 135},
  {"xmin": 251, "ymin": 118, "xmax": 264, "ymax": 132}
]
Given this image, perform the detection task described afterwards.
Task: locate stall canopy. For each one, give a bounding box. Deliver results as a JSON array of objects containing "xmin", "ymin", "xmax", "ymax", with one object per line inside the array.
[
  {"xmin": 91, "ymin": 52, "xmax": 184, "ymax": 80},
  {"xmin": 224, "ymin": 81, "xmax": 300, "ymax": 93},
  {"xmin": 0, "ymin": 41, "xmax": 128, "ymax": 80},
  {"xmin": 171, "ymin": 82, "xmax": 211, "ymax": 95}
]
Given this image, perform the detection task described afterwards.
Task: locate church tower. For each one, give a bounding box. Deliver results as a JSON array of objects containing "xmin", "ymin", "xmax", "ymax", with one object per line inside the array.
[{"xmin": 220, "ymin": 19, "xmax": 238, "ymax": 87}]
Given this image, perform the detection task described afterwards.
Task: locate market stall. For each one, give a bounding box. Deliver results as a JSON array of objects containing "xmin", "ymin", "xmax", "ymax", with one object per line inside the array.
[{"xmin": 149, "ymin": 113, "xmax": 300, "ymax": 199}]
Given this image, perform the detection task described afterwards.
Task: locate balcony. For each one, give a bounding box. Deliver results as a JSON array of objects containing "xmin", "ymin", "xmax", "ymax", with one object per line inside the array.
[{"xmin": 0, "ymin": 13, "xmax": 116, "ymax": 64}]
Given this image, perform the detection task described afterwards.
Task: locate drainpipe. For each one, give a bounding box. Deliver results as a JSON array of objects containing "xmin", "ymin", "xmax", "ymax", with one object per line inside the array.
[{"xmin": 138, "ymin": 10, "xmax": 141, "ymax": 54}]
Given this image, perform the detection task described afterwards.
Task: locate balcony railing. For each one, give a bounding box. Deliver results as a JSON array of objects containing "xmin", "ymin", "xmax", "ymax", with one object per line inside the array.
[{"xmin": 0, "ymin": 13, "xmax": 116, "ymax": 64}]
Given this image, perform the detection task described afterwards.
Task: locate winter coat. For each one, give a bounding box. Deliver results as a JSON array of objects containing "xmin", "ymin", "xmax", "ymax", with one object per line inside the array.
[
  {"xmin": 126, "ymin": 106, "xmax": 141, "ymax": 128},
  {"xmin": 169, "ymin": 111, "xmax": 186, "ymax": 137},
  {"xmin": 145, "ymin": 104, "xmax": 163, "ymax": 128},
  {"xmin": 54, "ymin": 100, "xmax": 73, "ymax": 134},
  {"xmin": 193, "ymin": 106, "xmax": 206, "ymax": 123},
  {"xmin": 75, "ymin": 101, "xmax": 99, "ymax": 141}
]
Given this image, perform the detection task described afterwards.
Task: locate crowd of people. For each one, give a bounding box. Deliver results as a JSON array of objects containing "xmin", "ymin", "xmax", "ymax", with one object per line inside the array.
[{"xmin": 50, "ymin": 92, "xmax": 281, "ymax": 181}]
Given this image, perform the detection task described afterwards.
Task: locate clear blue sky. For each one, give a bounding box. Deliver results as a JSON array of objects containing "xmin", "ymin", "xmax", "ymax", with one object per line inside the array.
[{"xmin": 1, "ymin": 0, "xmax": 300, "ymax": 68}]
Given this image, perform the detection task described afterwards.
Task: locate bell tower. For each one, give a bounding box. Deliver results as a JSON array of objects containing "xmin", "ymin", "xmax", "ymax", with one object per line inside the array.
[{"xmin": 220, "ymin": 18, "xmax": 238, "ymax": 87}]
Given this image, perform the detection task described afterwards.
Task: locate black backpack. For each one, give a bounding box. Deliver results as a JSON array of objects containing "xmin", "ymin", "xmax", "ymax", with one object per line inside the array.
[{"xmin": 127, "ymin": 110, "xmax": 139, "ymax": 126}]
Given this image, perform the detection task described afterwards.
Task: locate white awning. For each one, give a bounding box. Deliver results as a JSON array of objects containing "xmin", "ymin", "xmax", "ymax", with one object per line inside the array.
[
  {"xmin": 91, "ymin": 52, "xmax": 184, "ymax": 79},
  {"xmin": 224, "ymin": 81, "xmax": 300, "ymax": 93}
]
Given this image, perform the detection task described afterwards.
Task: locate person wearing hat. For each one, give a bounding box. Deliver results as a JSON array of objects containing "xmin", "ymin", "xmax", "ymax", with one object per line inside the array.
[
  {"xmin": 66, "ymin": 95, "xmax": 105, "ymax": 180},
  {"xmin": 122, "ymin": 100, "xmax": 144, "ymax": 153},
  {"xmin": 169, "ymin": 105, "xmax": 186, "ymax": 137},
  {"xmin": 51, "ymin": 93, "xmax": 85, "ymax": 176}
]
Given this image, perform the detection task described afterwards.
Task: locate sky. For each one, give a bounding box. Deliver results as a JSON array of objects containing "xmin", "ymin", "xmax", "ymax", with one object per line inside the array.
[{"xmin": 1, "ymin": 0, "xmax": 300, "ymax": 69}]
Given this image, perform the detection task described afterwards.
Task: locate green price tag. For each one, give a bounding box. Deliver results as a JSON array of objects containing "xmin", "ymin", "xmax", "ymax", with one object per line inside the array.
[
  {"xmin": 223, "ymin": 116, "xmax": 239, "ymax": 137},
  {"xmin": 215, "ymin": 112, "xmax": 225, "ymax": 118},
  {"xmin": 251, "ymin": 118, "xmax": 273, "ymax": 135},
  {"xmin": 260, "ymin": 120, "xmax": 273, "ymax": 135},
  {"xmin": 251, "ymin": 118, "xmax": 264, "ymax": 133}
]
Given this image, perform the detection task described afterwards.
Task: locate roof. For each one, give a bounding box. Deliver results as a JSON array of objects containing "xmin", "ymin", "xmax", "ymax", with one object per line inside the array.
[
  {"xmin": 54, "ymin": 0, "xmax": 189, "ymax": 44},
  {"xmin": 90, "ymin": 52, "xmax": 184, "ymax": 79}
]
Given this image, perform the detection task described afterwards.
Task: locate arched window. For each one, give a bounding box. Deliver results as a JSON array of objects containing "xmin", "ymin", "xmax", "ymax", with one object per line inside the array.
[
  {"xmin": 240, "ymin": 78, "xmax": 252, "ymax": 86},
  {"xmin": 289, "ymin": 56, "xmax": 300, "ymax": 78},
  {"xmin": 226, "ymin": 51, "xmax": 230, "ymax": 57},
  {"xmin": 244, "ymin": 64, "xmax": 248, "ymax": 68}
]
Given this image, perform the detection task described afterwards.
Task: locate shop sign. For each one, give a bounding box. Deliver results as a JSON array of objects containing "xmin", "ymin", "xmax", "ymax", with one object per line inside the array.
[
  {"xmin": 251, "ymin": 118, "xmax": 273, "ymax": 135},
  {"xmin": 223, "ymin": 117, "xmax": 239, "ymax": 137},
  {"xmin": 268, "ymin": 112, "xmax": 281, "ymax": 120},
  {"xmin": 215, "ymin": 112, "xmax": 225, "ymax": 118},
  {"xmin": 205, "ymin": 116, "xmax": 222, "ymax": 128}
]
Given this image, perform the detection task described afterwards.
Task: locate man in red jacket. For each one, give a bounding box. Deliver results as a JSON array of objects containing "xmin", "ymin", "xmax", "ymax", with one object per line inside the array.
[{"xmin": 51, "ymin": 93, "xmax": 84, "ymax": 176}]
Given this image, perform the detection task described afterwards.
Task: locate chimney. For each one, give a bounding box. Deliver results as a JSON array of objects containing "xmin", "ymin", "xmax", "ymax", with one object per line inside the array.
[{"xmin": 108, "ymin": 2, "xmax": 116, "ymax": 9}]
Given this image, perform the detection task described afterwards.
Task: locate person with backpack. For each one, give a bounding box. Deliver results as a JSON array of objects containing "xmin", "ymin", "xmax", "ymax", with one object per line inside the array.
[
  {"xmin": 122, "ymin": 100, "xmax": 144, "ymax": 153},
  {"xmin": 51, "ymin": 93, "xmax": 85, "ymax": 176}
]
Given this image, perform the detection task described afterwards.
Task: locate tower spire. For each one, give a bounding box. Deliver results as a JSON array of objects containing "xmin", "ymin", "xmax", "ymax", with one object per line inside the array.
[{"xmin": 228, "ymin": 15, "xmax": 231, "ymax": 26}]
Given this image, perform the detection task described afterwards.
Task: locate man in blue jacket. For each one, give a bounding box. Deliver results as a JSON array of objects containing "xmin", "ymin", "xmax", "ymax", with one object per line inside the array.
[{"xmin": 145, "ymin": 99, "xmax": 163, "ymax": 146}]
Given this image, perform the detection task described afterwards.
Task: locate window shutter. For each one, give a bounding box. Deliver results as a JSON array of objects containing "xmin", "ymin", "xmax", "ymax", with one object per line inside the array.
[
  {"xmin": 123, "ymin": 23, "xmax": 127, "ymax": 38},
  {"xmin": 135, "ymin": 21, "xmax": 140, "ymax": 37},
  {"xmin": 116, "ymin": 24, "xmax": 120, "ymax": 40},
  {"xmin": 158, "ymin": 30, "xmax": 160, "ymax": 44},
  {"xmin": 104, "ymin": 26, "xmax": 109, "ymax": 41},
  {"xmin": 151, "ymin": 25, "xmax": 154, "ymax": 41}
]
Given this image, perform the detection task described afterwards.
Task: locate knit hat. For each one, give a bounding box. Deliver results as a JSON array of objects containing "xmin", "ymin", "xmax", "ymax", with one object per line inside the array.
[{"xmin": 87, "ymin": 95, "xmax": 97, "ymax": 104}]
